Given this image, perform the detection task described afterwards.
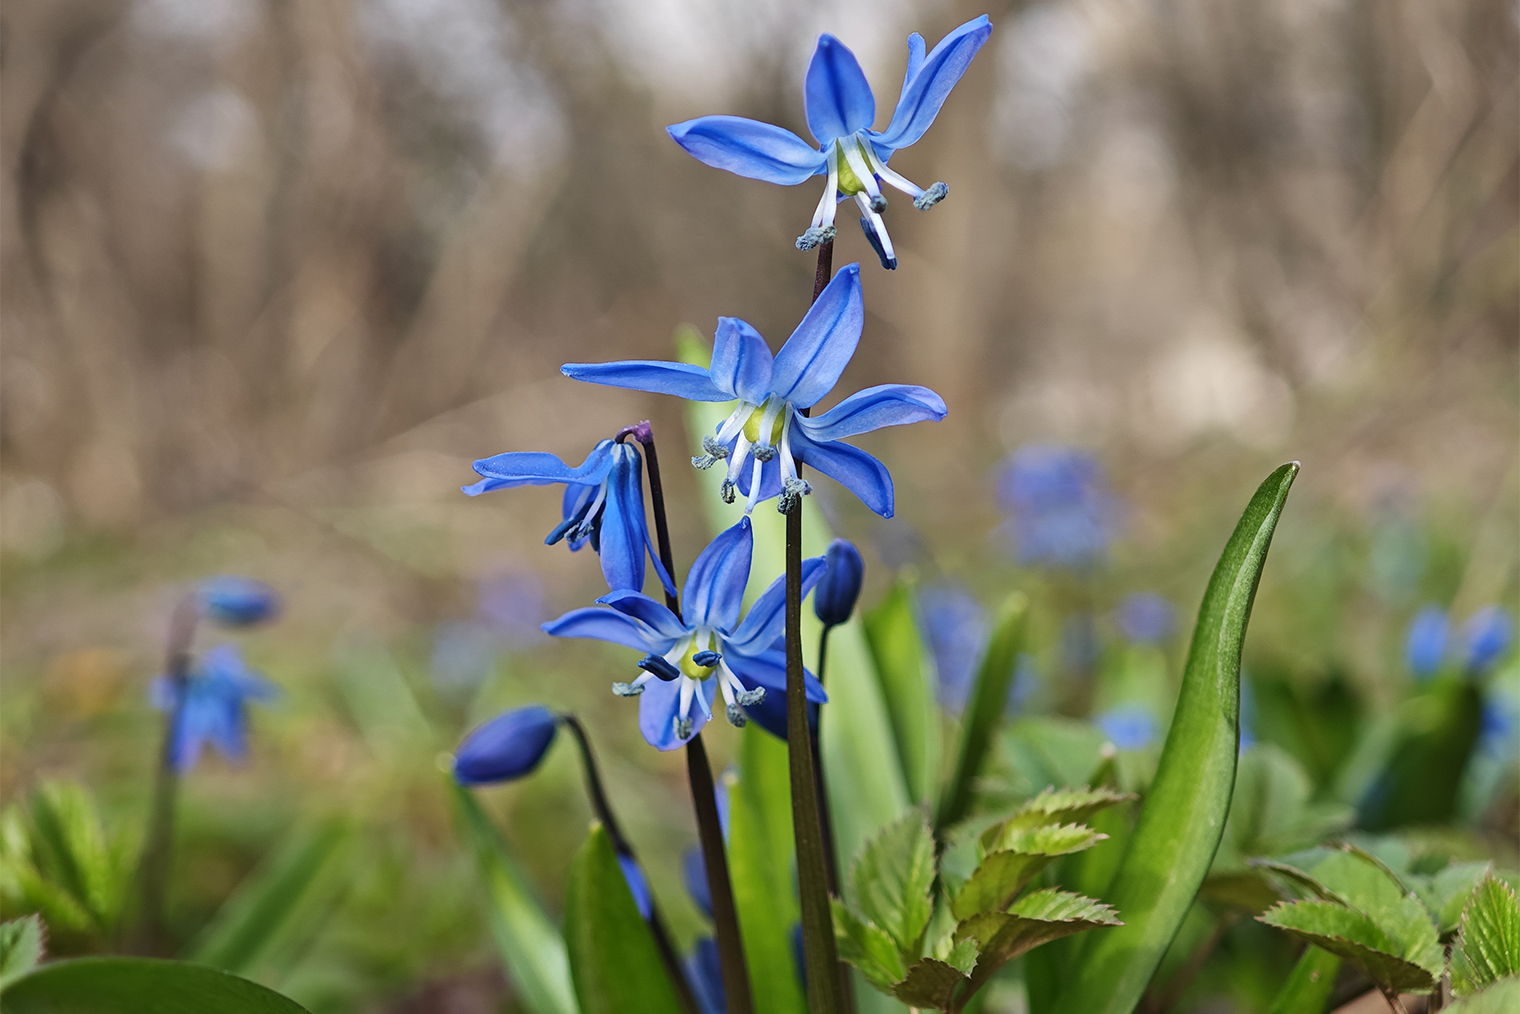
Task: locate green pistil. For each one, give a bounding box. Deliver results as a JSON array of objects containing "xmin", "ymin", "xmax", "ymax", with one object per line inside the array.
[{"xmin": 742, "ymin": 403, "xmax": 786, "ymax": 445}]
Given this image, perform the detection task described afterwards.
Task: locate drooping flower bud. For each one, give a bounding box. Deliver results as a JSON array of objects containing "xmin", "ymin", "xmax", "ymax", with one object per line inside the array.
[
  {"xmin": 199, "ymin": 576, "xmax": 280, "ymax": 627},
  {"xmin": 453, "ymin": 706, "xmax": 559, "ymax": 785},
  {"xmin": 813, "ymin": 539, "xmax": 864, "ymax": 627}
]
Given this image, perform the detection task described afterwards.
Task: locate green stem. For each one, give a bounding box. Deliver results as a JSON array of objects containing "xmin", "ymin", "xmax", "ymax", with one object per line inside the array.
[{"xmin": 813, "ymin": 623, "xmax": 855, "ymax": 1014}]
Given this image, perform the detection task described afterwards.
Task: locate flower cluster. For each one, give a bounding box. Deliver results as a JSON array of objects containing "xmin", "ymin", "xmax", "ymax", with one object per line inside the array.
[{"xmin": 996, "ymin": 444, "xmax": 1124, "ymax": 569}]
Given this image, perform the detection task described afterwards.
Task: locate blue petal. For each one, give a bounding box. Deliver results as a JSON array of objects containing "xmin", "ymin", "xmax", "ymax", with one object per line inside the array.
[
  {"xmin": 724, "ymin": 558, "xmax": 827, "ymax": 654},
  {"xmin": 877, "ymin": 16, "xmax": 992, "ymax": 151},
  {"xmin": 667, "ymin": 116, "xmax": 827, "ymax": 185},
  {"xmin": 709, "ymin": 318, "xmax": 774, "ymax": 404},
  {"xmin": 561, "ymin": 361, "xmax": 730, "ymax": 402},
  {"xmin": 732, "ymin": 451, "xmax": 783, "ymax": 505},
  {"xmin": 798, "ymin": 384, "xmax": 946, "ymax": 442},
  {"xmin": 465, "ymin": 440, "xmax": 615, "ymax": 495},
  {"xmin": 617, "ymin": 854, "xmax": 654, "ymax": 920},
  {"xmin": 542, "ymin": 607, "xmax": 669, "ymax": 653},
  {"xmin": 596, "ymin": 589, "xmax": 688, "ymax": 640},
  {"xmin": 769, "ymin": 264, "xmax": 864, "ymax": 409},
  {"xmin": 902, "ymin": 32, "xmax": 926, "ymax": 92},
  {"xmin": 805, "ymin": 35, "xmax": 876, "ymax": 143},
  {"xmin": 594, "ymin": 445, "xmax": 648, "ymax": 592},
  {"xmin": 725, "ymin": 647, "xmax": 828, "ymax": 704},
  {"xmin": 683, "ymin": 518, "xmax": 753, "ymax": 631},
  {"xmin": 199, "ymin": 575, "xmax": 280, "ymax": 627},
  {"xmin": 792, "ymin": 428, "xmax": 895, "ymax": 517},
  {"xmin": 638, "ymin": 677, "xmax": 713, "ymax": 750}
]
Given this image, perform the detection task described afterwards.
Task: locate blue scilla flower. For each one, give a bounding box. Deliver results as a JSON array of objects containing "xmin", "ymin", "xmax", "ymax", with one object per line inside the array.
[
  {"xmin": 741, "ymin": 681, "xmax": 820, "ymax": 741},
  {"xmin": 1115, "ymin": 592, "xmax": 1174, "ymax": 645},
  {"xmin": 562, "ymin": 266, "xmax": 945, "ymax": 517},
  {"xmin": 996, "ymin": 444, "xmax": 1122, "ymax": 568},
  {"xmin": 1462, "ymin": 605, "xmax": 1513, "ymax": 673},
  {"xmin": 667, "ymin": 17, "xmax": 993, "ymax": 269},
  {"xmin": 1095, "ymin": 704, "xmax": 1156, "ymax": 752},
  {"xmin": 1405, "ymin": 604, "xmax": 1448, "ymax": 681},
  {"xmin": 150, "ymin": 644, "xmax": 278, "ymax": 773},
  {"xmin": 199, "ymin": 575, "xmax": 279, "ymax": 627},
  {"xmin": 543, "ymin": 517, "xmax": 829, "ymax": 750},
  {"xmin": 465, "ymin": 438, "xmax": 674, "ymax": 596},
  {"xmin": 453, "ymin": 705, "xmax": 560, "ymax": 785},
  {"xmin": 815, "ymin": 539, "xmax": 865, "ymax": 627},
  {"xmin": 918, "ymin": 582, "xmax": 988, "ymax": 712}
]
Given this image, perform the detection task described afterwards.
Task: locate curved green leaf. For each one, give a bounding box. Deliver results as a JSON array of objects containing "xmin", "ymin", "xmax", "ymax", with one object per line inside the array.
[
  {"xmin": 1056, "ymin": 463, "xmax": 1299, "ymax": 1014},
  {"xmin": 0, "ymin": 916, "xmax": 44, "ymax": 990},
  {"xmin": 1267, "ymin": 946, "xmax": 1341, "ymax": 1014},
  {"xmin": 564, "ymin": 823, "xmax": 681, "ymax": 1014},
  {"xmin": 0, "ymin": 957, "xmax": 312, "ymax": 1013},
  {"xmin": 1259, "ymin": 900, "xmax": 1437, "ymax": 993},
  {"xmin": 864, "ymin": 583, "xmax": 940, "ymax": 805},
  {"xmin": 1452, "ymin": 876, "xmax": 1520, "ymax": 996}
]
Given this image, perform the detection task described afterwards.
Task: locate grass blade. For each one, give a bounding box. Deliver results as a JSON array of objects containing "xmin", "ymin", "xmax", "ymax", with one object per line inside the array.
[{"xmin": 1267, "ymin": 946, "xmax": 1341, "ymax": 1014}]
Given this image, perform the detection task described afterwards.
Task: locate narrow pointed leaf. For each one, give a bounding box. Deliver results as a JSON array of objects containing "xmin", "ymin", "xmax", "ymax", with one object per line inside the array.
[
  {"xmin": 1258, "ymin": 900, "xmax": 1438, "ymax": 993},
  {"xmin": 564, "ymin": 823, "xmax": 683, "ymax": 1014},
  {"xmin": 864, "ymin": 583, "xmax": 939, "ymax": 804},
  {"xmin": 1266, "ymin": 946, "xmax": 1341, "ymax": 1014},
  {"xmin": 1056, "ymin": 463, "xmax": 1299, "ymax": 1014},
  {"xmin": 0, "ymin": 915, "xmax": 44, "ymax": 990},
  {"xmin": 1451, "ymin": 876, "xmax": 1520, "ymax": 996},
  {"xmin": 0, "ymin": 957, "xmax": 312, "ymax": 1013}
]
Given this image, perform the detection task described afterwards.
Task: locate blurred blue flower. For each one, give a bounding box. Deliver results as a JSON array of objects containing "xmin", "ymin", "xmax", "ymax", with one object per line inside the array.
[
  {"xmin": 544, "ymin": 518, "xmax": 829, "ymax": 750},
  {"xmin": 683, "ymin": 846, "xmax": 711, "ymax": 918},
  {"xmin": 814, "ymin": 539, "xmax": 865, "ymax": 627},
  {"xmin": 475, "ymin": 570, "xmax": 545, "ymax": 647},
  {"xmin": 151, "ymin": 644, "xmax": 278, "ymax": 773},
  {"xmin": 1095, "ymin": 704, "xmax": 1156, "ymax": 751},
  {"xmin": 687, "ymin": 937, "xmax": 726, "ymax": 1014},
  {"xmin": 618, "ymin": 853, "xmax": 653, "ymax": 920},
  {"xmin": 1478, "ymin": 694, "xmax": 1517, "ymax": 757},
  {"xmin": 995, "ymin": 445, "xmax": 1122, "ymax": 568},
  {"xmin": 198, "ymin": 575, "xmax": 279, "ymax": 627},
  {"xmin": 1404, "ymin": 605, "xmax": 1448, "ymax": 680},
  {"xmin": 562, "ymin": 265, "xmax": 945, "ymax": 518},
  {"xmin": 667, "ymin": 18, "xmax": 992, "ymax": 269},
  {"xmin": 918, "ymin": 582, "xmax": 988, "ymax": 712},
  {"xmin": 465, "ymin": 438, "xmax": 674, "ymax": 596},
  {"xmin": 453, "ymin": 705, "xmax": 560, "ymax": 785},
  {"xmin": 1462, "ymin": 606, "xmax": 1513, "ymax": 674},
  {"xmin": 1115, "ymin": 593, "xmax": 1174, "ymax": 645}
]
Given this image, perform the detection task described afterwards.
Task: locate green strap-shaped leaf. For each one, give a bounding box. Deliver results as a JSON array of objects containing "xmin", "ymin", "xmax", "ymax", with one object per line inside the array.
[
  {"xmin": 0, "ymin": 915, "xmax": 44, "ymax": 990},
  {"xmin": 0, "ymin": 957, "xmax": 312, "ymax": 1013},
  {"xmin": 850, "ymin": 811, "xmax": 936, "ymax": 954},
  {"xmin": 1451, "ymin": 876, "xmax": 1520, "ymax": 996},
  {"xmin": 1056, "ymin": 463, "xmax": 1299, "ymax": 1014},
  {"xmin": 953, "ymin": 825, "xmax": 1108, "ymax": 920},
  {"xmin": 564, "ymin": 823, "xmax": 682, "ymax": 1014},
  {"xmin": 864, "ymin": 583, "xmax": 940, "ymax": 806},
  {"xmin": 832, "ymin": 900, "xmax": 908, "ymax": 992},
  {"xmin": 451, "ymin": 783, "xmax": 578, "ymax": 1014},
  {"xmin": 936, "ymin": 594, "xmax": 1030, "ymax": 833},
  {"xmin": 1267, "ymin": 946, "xmax": 1341, "ymax": 1014},
  {"xmin": 1258, "ymin": 900, "xmax": 1438, "ymax": 994}
]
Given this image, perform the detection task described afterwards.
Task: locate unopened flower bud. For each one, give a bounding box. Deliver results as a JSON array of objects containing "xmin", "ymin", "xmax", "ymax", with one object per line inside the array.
[
  {"xmin": 453, "ymin": 706, "xmax": 559, "ymax": 785},
  {"xmin": 813, "ymin": 539, "xmax": 864, "ymax": 626}
]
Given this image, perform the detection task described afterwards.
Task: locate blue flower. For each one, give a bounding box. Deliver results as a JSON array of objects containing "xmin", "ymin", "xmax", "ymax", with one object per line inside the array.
[
  {"xmin": 1095, "ymin": 704, "xmax": 1156, "ymax": 751},
  {"xmin": 1114, "ymin": 593, "xmax": 1174, "ymax": 645},
  {"xmin": 151, "ymin": 644, "xmax": 278, "ymax": 773},
  {"xmin": 1404, "ymin": 605, "xmax": 1448, "ymax": 680},
  {"xmin": 465, "ymin": 438, "xmax": 674, "ymax": 595},
  {"xmin": 918, "ymin": 582, "xmax": 988, "ymax": 712},
  {"xmin": 199, "ymin": 576, "xmax": 279, "ymax": 627},
  {"xmin": 543, "ymin": 517, "xmax": 829, "ymax": 749},
  {"xmin": 562, "ymin": 266, "xmax": 945, "ymax": 517},
  {"xmin": 453, "ymin": 705, "xmax": 560, "ymax": 785},
  {"xmin": 1462, "ymin": 606, "xmax": 1513, "ymax": 674},
  {"xmin": 996, "ymin": 444, "xmax": 1122, "ymax": 568},
  {"xmin": 687, "ymin": 937, "xmax": 726, "ymax": 1014},
  {"xmin": 814, "ymin": 539, "xmax": 865, "ymax": 626},
  {"xmin": 666, "ymin": 17, "xmax": 993, "ymax": 269},
  {"xmin": 741, "ymin": 679, "xmax": 820, "ymax": 741}
]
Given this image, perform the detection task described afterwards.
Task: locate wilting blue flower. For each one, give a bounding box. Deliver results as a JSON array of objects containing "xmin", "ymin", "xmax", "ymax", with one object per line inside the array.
[
  {"xmin": 199, "ymin": 576, "xmax": 279, "ymax": 627},
  {"xmin": 618, "ymin": 853, "xmax": 654, "ymax": 920},
  {"xmin": 562, "ymin": 266, "xmax": 945, "ymax": 517},
  {"xmin": 815, "ymin": 539, "xmax": 865, "ymax": 626},
  {"xmin": 1405, "ymin": 605, "xmax": 1448, "ymax": 680},
  {"xmin": 151, "ymin": 644, "xmax": 278, "ymax": 773},
  {"xmin": 1115, "ymin": 593, "xmax": 1174, "ymax": 645},
  {"xmin": 453, "ymin": 705, "xmax": 560, "ymax": 785},
  {"xmin": 544, "ymin": 518, "xmax": 829, "ymax": 749},
  {"xmin": 667, "ymin": 17, "xmax": 993, "ymax": 269},
  {"xmin": 465, "ymin": 438, "xmax": 674, "ymax": 596},
  {"xmin": 1462, "ymin": 606, "xmax": 1513, "ymax": 673},
  {"xmin": 1095, "ymin": 704, "xmax": 1156, "ymax": 751},
  {"xmin": 918, "ymin": 582, "xmax": 988, "ymax": 711},
  {"xmin": 996, "ymin": 445, "xmax": 1122, "ymax": 568},
  {"xmin": 688, "ymin": 937, "xmax": 726, "ymax": 1014}
]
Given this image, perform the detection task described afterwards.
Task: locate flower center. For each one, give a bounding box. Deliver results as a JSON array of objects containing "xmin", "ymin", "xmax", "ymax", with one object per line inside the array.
[
  {"xmin": 833, "ymin": 137, "xmax": 872, "ymax": 196},
  {"xmin": 742, "ymin": 400, "xmax": 787, "ymax": 445},
  {"xmin": 678, "ymin": 632, "xmax": 717, "ymax": 680}
]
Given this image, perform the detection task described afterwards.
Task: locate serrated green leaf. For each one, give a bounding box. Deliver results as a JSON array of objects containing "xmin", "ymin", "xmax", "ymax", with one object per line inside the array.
[
  {"xmin": 564, "ymin": 824, "xmax": 682, "ymax": 1014},
  {"xmin": 956, "ymin": 888, "xmax": 1122, "ymax": 1002},
  {"xmin": 1415, "ymin": 862, "xmax": 1494, "ymax": 936},
  {"xmin": 1058, "ymin": 463, "xmax": 1299, "ymax": 1014},
  {"xmin": 890, "ymin": 958, "xmax": 967, "ymax": 1011},
  {"xmin": 1446, "ymin": 977, "xmax": 1520, "ymax": 1013},
  {"xmin": 864, "ymin": 582, "xmax": 940, "ymax": 805},
  {"xmin": 1451, "ymin": 876, "xmax": 1520, "ymax": 996},
  {"xmin": 0, "ymin": 914, "xmax": 44, "ymax": 990},
  {"xmin": 935, "ymin": 594, "xmax": 1029, "ymax": 832},
  {"xmin": 0, "ymin": 957, "xmax": 312, "ymax": 1013},
  {"xmin": 954, "ymin": 825, "xmax": 1108, "ymax": 920},
  {"xmin": 1258, "ymin": 900, "xmax": 1438, "ymax": 993},
  {"xmin": 988, "ymin": 786, "xmax": 1133, "ymax": 840},
  {"xmin": 1266, "ymin": 945, "xmax": 1340, "ymax": 1014},
  {"xmin": 849, "ymin": 811, "xmax": 936, "ymax": 955},
  {"xmin": 25, "ymin": 782, "xmax": 131, "ymax": 936},
  {"xmin": 833, "ymin": 900, "xmax": 908, "ymax": 993},
  {"xmin": 451, "ymin": 783, "xmax": 577, "ymax": 1014}
]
